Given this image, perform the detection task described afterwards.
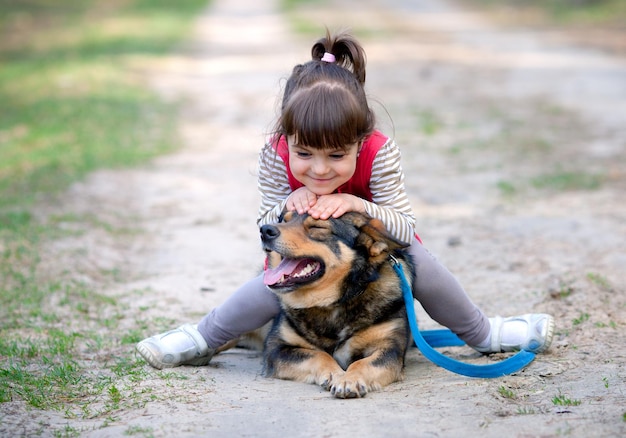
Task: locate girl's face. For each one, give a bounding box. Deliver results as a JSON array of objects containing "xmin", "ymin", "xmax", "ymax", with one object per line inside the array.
[{"xmin": 287, "ymin": 136, "xmax": 359, "ymax": 196}]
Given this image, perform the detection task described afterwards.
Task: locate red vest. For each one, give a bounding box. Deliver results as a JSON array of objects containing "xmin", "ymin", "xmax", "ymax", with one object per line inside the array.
[
  {"xmin": 272, "ymin": 131, "xmax": 422, "ymax": 244},
  {"xmin": 272, "ymin": 130, "xmax": 389, "ymax": 201}
]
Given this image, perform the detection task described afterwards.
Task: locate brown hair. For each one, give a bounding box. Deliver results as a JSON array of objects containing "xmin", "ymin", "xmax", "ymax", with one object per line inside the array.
[{"xmin": 276, "ymin": 30, "xmax": 375, "ymax": 150}]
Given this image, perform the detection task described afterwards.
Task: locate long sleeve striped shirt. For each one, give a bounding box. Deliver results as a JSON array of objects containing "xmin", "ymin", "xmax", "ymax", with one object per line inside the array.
[{"xmin": 256, "ymin": 136, "xmax": 417, "ymax": 245}]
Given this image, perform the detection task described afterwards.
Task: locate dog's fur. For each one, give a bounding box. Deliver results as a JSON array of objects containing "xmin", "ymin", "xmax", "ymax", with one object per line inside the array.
[{"xmin": 259, "ymin": 211, "xmax": 414, "ymax": 398}]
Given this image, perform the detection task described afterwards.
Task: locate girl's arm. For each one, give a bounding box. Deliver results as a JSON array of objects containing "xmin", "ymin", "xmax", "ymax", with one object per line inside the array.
[
  {"xmin": 257, "ymin": 142, "xmax": 291, "ymax": 227},
  {"xmin": 256, "ymin": 139, "xmax": 417, "ymax": 245},
  {"xmin": 362, "ymin": 140, "xmax": 417, "ymax": 245}
]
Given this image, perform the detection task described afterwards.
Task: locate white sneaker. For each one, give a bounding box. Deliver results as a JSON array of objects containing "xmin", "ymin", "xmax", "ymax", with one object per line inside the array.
[
  {"xmin": 136, "ymin": 324, "xmax": 215, "ymax": 369},
  {"xmin": 475, "ymin": 313, "xmax": 555, "ymax": 354}
]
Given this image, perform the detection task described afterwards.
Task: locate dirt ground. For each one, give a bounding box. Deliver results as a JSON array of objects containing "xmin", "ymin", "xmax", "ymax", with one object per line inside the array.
[{"xmin": 5, "ymin": 0, "xmax": 626, "ymax": 436}]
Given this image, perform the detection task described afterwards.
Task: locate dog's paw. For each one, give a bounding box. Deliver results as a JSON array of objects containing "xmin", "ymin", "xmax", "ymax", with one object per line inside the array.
[
  {"xmin": 330, "ymin": 377, "xmax": 368, "ymax": 399},
  {"xmin": 318, "ymin": 370, "xmax": 344, "ymax": 391}
]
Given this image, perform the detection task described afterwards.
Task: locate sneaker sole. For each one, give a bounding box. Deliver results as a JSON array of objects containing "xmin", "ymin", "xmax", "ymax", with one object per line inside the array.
[
  {"xmin": 136, "ymin": 343, "xmax": 167, "ymax": 369},
  {"xmin": 533, "ymin": 314, "xmax": 555, "ymax": 353},
  {"xmin": 136, "ymin": 343, "xmax": 212, "ymax": 369}
]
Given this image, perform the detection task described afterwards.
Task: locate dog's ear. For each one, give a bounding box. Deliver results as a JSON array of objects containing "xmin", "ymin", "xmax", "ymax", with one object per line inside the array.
[
  {"xmin": 360, "ymin": 218, "xmax": 407, "ymax": 258},
  {"xmin": 342, "ymin": 212, "xmax": 407, "ymax": 258}
]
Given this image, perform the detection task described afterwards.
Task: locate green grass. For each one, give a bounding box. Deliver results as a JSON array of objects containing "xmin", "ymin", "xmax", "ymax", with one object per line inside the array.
[
  {"xmin": 279, "ymin": 0, "xmax": 329, "ymax": 36},
  {"xmin": 283, "ymin": 0, "xmax": 626, "ymax": 38},
  {"xmin": 0, "ymin": 0, "xmax": 210, "ymax": 430},
  {"xmin": 461, "ymin": 0, "xmax": 626, "ymax": 27},
  {"xmin": 572, "ymin": 312, "xmax": 590, "ymax": 326},
  {"xmin": 0, "ymin": 0, "xmax": 210, "ymax": 208},
  {"xmin": 516, "ymin": 406, "xmax": 536, "ymax": 415},
  {"xmin": 124, "ymin": 425, "xmax": 155, "ymax": 436},
  {"xmin": 531, "ymin": 170, "xmax": 603, "ymax": 192},
  {"xmin": 552, "ymin": 392, "xmax": 582, "ymax": 407},
  {"xmin": 281, "ymin": 0, "xmax": 326, "ymax": 11},
  {"xmin": 586, "ymin": 272, "xmax": 612, "ymax": 290},
  {"xmin": 413, "ymin": 109, "xmax": 445, "ymax": 136},
  {"xmin": 497, "ymin": 385, "xmax": 516, "ymax": 399}
]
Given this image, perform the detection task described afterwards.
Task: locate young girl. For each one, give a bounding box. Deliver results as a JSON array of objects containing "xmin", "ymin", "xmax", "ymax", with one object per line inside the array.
[{"xmin": 137, "ymin": 31, "xmax": 554, "ymax": 369}]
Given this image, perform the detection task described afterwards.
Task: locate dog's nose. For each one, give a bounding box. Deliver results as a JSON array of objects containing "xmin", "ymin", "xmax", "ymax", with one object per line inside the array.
[{"xmin": 260, "ymin": 224, "xmax": 280, "ymax": 242}]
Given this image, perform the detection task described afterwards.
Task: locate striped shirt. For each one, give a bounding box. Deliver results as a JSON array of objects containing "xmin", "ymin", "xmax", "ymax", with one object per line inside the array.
[{"xmin": 256, "ymin": 136, "xmax": 417, "ymax": 245}]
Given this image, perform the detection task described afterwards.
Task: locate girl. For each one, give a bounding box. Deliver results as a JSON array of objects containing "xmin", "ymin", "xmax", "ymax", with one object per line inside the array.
[{"xmin": 137, "ymin": 31, "xmax": 554, "ymax": 369}]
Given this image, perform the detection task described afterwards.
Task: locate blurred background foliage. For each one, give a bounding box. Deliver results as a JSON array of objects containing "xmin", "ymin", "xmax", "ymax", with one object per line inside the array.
[
  {"xmin": 0, "ymin": 0, "xmax": 209, "ymax": 366},
  {"xmin": 464, "ymin": 0, "xmax": 626, "ymax": 26},
  {"xmin": 0, "ymin": 0, "xmax": 209, "ymax": 211},
  {"xmin": 1, "ymin": 0, "xmax": 623, "ymax": 214}
]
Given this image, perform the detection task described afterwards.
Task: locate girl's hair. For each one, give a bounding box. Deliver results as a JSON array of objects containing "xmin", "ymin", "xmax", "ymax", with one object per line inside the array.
[{"xmin": 275, "ymin": 30, "xmax": 375, "ymax": 150}]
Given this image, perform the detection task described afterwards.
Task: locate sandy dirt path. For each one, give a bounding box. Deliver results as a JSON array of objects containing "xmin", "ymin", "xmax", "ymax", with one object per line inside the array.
[{"xmin": 7, "ymin": 0, "xmax": 625, "ymax": 436}]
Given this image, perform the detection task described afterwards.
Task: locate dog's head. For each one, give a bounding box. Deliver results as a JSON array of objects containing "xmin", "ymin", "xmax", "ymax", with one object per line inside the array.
[{"xmin": 260, "ymin": 211, "xmax": 408, "ymax": 308}]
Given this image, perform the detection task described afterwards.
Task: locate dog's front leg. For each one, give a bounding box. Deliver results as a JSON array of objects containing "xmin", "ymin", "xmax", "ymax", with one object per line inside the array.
[
  {"xmin": 331, "ymin": 322, "xmax": 407, "ymax": 398},
  {"xmin": 331, "ymin": 350, "xmax": 404, "ymax": 398},
  {"xmin": 265, "ymin": 346, "xmax": 346, "ymax": 389}
]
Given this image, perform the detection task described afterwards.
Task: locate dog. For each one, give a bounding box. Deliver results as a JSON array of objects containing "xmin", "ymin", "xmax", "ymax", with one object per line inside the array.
[{"xmin": 259, "ymin": 211, "xmax": 414, "ymax": 398}]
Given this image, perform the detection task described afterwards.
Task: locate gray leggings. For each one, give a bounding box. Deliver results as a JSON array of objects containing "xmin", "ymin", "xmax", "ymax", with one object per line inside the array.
[{"xmin": 198, "ymin": 239, "xmax": 490, "ymax": 348}]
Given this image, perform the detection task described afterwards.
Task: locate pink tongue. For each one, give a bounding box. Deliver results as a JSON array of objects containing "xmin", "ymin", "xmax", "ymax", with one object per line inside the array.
[{"xmin": 263, "ymin": 258, "xmax": 301, "ymax": 285}]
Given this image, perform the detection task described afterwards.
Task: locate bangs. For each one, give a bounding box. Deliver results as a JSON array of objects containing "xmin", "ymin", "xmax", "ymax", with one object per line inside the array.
[{"xmin": 282, "ymin": 84, "xmax": 367, "ymax": 150}]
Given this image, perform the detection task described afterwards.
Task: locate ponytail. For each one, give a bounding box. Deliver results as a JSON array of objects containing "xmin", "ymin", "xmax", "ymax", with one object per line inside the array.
[
  {"xmin": 275, "ymin": 29, "xmax": 375, "ymax": 150},
  {"xmin": 311, "ymin": 29, "xmax": 367, "ymax": 85}
]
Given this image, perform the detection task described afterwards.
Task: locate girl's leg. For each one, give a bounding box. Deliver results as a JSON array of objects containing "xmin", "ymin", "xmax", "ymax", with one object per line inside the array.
[
  {"xmin": 197, "ymin": 273, "xmax": 280, "ymax": 348},
  {"xmin": 408, "ymin": 240, "xmax": 490, "ymax": 346},
  {"xmin": 136, "ymin": 273, "xmax": 280, "ymax": 369},
  {"xmin": 409, "ymin": 239, "xmax": 555, "ymax": 353}
]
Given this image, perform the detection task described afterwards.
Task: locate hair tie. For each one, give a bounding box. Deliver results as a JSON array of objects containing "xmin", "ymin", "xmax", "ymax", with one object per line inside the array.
[{"xmin": 321, "ymin": 52, "xmax": 336, "ymax": 63}]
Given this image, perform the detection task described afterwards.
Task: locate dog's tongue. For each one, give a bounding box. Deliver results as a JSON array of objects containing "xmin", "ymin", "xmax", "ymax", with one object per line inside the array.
[{"xmin": 263, "ymin": 258, "xmax": 301, "ymax": 286}]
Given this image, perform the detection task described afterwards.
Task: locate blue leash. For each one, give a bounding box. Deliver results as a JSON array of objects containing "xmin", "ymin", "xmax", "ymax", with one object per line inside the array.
[{"xmin": 390, "ymin": 255, "xmax": 535, "ymax": 378}]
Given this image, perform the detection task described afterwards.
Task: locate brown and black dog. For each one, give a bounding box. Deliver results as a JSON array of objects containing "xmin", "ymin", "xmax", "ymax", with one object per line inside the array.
[{"xmin": 259, "ymin": 211, "xmax": 414, "ymax": 398}]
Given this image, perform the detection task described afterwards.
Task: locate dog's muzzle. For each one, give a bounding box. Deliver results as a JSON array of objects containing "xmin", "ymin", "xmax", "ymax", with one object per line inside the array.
[{"xmin": 260, "ymin": 224, "xmax": 280, "ymax": 249}]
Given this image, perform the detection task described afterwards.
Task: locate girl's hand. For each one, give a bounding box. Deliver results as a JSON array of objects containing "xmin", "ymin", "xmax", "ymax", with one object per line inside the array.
[
  {"xmin": 286, "ymin": 187, "xmax": 318, "ymax": 215},
  {"xmin": 308, "ymin": 193, "xmax": 365, "ymax": 220}
]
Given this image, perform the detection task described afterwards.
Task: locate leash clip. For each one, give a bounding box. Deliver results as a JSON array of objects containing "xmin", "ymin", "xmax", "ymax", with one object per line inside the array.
[{"xmin": 388, "ymin": 254, "xmax": 400, "ymax": 266}]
